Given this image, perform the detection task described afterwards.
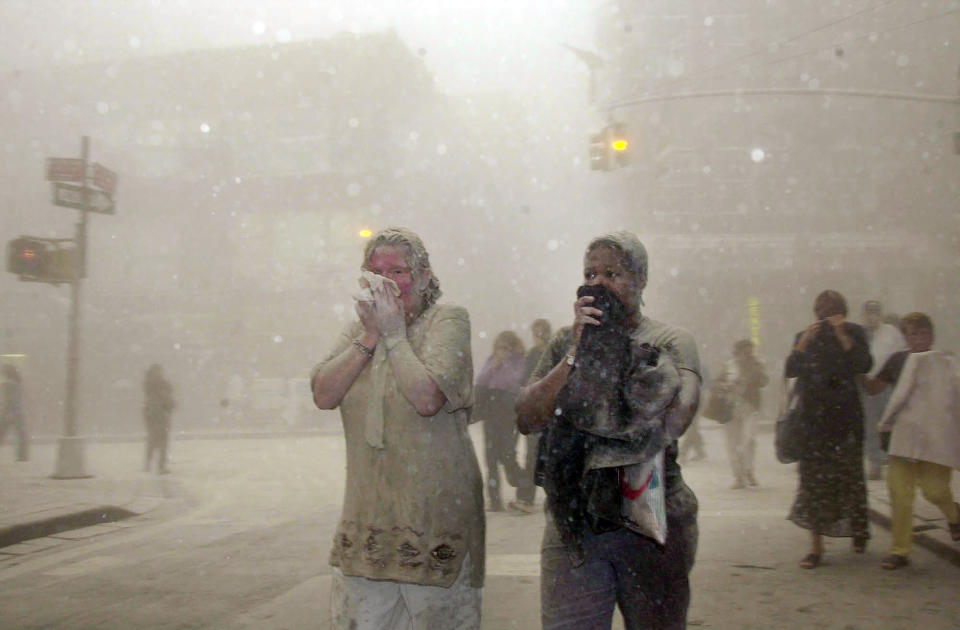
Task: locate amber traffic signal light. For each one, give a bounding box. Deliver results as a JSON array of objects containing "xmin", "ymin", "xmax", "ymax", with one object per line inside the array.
[{"xmin": 589, "ymin": 123, "xmax": 630, "ymax": 171}]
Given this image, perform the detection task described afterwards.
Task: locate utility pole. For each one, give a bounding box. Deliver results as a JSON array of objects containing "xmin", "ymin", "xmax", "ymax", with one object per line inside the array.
[
  {"xmin": 53, "ymin": 137, "xmax": 90, "ymax": 478},
  {"xmin": 45, "ymin": 136, "xmax": 117, "ymax": 479}
]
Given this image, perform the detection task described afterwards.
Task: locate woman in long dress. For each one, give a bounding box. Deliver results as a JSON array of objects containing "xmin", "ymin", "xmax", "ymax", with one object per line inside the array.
[{"xmin": 785, "ymin": 289, "xmax": 872, "ymax": 569}]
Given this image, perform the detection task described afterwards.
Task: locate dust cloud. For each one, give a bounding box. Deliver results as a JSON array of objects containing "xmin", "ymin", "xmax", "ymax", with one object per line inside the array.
[{"xmin": 0, "ymin": 0, "xmax": 956, "ymax": 442}]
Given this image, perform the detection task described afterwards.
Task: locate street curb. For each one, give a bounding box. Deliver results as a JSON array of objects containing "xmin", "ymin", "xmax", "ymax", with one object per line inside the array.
[
  {"xmin": 867, "ymin": 507, "xmax": 960, "ymax": 569},
  {"xmin": 0, "ymin": 505, "xmax": 137, "ymax": 549}
]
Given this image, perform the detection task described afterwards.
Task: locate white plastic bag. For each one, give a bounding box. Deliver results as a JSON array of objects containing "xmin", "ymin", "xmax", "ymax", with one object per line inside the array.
[{"xmin": 620, "ymin": 450, "xmax": 668, "ymax": 545}]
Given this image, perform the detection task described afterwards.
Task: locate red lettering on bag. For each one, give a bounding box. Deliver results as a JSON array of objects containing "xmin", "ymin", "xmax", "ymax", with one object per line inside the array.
[{"xmin": 619, "ymin": 467, "xmax": 654, "ymax": 500}]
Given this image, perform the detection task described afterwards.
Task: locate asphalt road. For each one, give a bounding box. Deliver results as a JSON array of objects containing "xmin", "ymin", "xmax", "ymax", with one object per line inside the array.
[{"xmin": 1, "ymin": 427, "xmax": 958, "ymax": 629}]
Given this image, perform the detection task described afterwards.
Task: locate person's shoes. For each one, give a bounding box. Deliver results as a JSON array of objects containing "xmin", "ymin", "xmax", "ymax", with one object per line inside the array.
[
  {"xmin": 486, "ymin": 504, "xmax": 505, "ymax": 512},
  {"xmin": 867, "ymin": 465, "xmax": 884, "ymax": 481},
  {"xmin": 800, "ymin": 553, "xmax": 821, "ymax": 569},
  {"xmin": 730, "ymin": 479, "xmax": 745, "ymax": 489},
  {"xmin": 158, "ymin": 468, "xmax": 171, "ymax": 475},
  {"xmin": 852, "ymin": 536, "xmax": 867, "ymax": 553},
  {"xmin": 508, "ymin": 500, "xmax": 537, "ymax": 515},
  {"xmin": 881, "ymin": 554, "xmax": 909, "ymax": 570},
  {"xmin": 745, "ymin": 471, "xmax": 759, "ymax": 487}
]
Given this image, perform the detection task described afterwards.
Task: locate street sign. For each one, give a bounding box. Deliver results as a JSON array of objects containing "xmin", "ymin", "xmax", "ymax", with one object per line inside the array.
[
  {"xmin": 91, "ymin": 163, "xmax": 117, "ymax": 196},
  {"xmin": 51, "ymin": 182, "xmax": 115, "ymax": 214},
  {"xmin": 46, "ymin": 158, "xmax": 85, "ymax": 182}
]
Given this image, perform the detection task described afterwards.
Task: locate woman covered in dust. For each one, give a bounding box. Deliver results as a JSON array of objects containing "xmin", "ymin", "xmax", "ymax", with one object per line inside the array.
[
  {"xmin": 785, "ymin": 289, "xmax": 872, "ymax": 569},
  {"xmin": 516, "ymin": 231, "xmax": 701, "ymax": 630},
  {"xmin": 310, "ymin": 227, "xmax": 484, "ymax": 630}
]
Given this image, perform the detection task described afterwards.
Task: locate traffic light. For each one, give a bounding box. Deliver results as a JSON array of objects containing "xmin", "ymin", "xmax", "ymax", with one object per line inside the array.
[
  {"xmin": 590, "ymin": 130, "xmax": 612, "ymax": 171},
  {"xmin": 7, "ymin": 237, "xmax": 47, "ymax": 277},
  {"xmin": 609, "ymin": 123, "xmax": 630, "ymax": 168},
  {"xmin": 6, "ymin": 236, "xmax": 76, "ymax": 283},
  {"xmin": 589, "ymin": 123, "xmax": 631, "ymax": 171}
]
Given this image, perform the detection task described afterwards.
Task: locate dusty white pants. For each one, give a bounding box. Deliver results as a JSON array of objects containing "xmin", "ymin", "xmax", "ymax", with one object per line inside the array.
[
  {"xmin": 724, "ymin": 400, "xmax": 758, "ymax": 482},
  {"xmin": 330, "ymin": 553, "xmax": 482, "ymax": 630}
]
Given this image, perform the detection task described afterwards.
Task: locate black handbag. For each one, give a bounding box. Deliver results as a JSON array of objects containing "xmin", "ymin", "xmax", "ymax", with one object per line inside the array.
[
  {"xmin": 774, "ymin": 379, "xmax": 803, "ymax": 464},
  {"xmin": 701, "ymin": 387, "xmax": 734, "ymax": 424}
]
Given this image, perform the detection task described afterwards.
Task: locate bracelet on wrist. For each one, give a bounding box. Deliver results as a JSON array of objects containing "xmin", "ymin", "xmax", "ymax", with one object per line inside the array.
[{"xmin": 352, "ymin": 339, "xmax": 375, "ymax": 358}]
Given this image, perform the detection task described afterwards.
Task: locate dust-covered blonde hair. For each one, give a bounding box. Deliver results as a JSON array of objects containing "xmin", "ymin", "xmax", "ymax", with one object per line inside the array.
[{"xmin": 362, "ymin": 227, "xmax": 442, "ymax": 311}]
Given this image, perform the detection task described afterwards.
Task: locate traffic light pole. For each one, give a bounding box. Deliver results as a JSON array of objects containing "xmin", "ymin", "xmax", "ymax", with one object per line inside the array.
[{"xmin": 53, "ymin": 136, "xmax": 91, "ymax": 479}]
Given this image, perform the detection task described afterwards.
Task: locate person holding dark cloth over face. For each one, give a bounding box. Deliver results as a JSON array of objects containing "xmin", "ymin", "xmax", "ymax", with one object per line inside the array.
[
  {"xmin": 786, "ymin": 290, "xmax": 872, "ymax": 569},
  {"xmin": 516, "ymin": 231, "xmax": 701, "ymax": 630}
]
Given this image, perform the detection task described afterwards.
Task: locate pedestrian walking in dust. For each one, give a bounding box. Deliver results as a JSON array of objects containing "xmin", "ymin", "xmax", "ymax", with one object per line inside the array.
[
  {"xmin": 143, "ymin": 363, "xmax": 175, "ymax": 474},
  {"xmin": 716, "ymin": 339, "xmax": 768, "ymax": 488},
  {"xmin": 517, "ymin": 231, "xmax": 701, "ymax": 630},
  {"xmin": 0, "ymin": 364, "xmax": 28, "ymax": 462},
  {"xmin": 785, "ymin": 290, "xmax": 872, "ymax": 569},
  {"xmin": 864, "ymin": 312, "xmax": 960, "ymax": 570},
  {"xmin": 311, "ymin": 227, "xmax": 484, "ymax": 630}
]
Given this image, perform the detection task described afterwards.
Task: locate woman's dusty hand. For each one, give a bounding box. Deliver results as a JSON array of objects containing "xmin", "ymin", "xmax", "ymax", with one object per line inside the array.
[
  {"xmin": 572, "ymin": 295, "xmax": 602, "ymax": 347},
  {"xmin": 355, "ymin": 300, "xmax": 380, "ymax": 339},
  {"xmin": 372, "ymin": 283, "xmax": 406, "ymax": 338}
]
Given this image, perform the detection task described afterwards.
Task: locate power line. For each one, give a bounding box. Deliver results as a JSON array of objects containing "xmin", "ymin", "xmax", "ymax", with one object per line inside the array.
[
  {"xmin": 610, "ymin": 6, "xmax": 960, "ymax": 110},
  {"xmin": 670, "ymin": 6, "xmax": 960, "ymax": 96},
  {"xmin": 627, "ymin": 0, "xmax": 905, "ymax": 98}
]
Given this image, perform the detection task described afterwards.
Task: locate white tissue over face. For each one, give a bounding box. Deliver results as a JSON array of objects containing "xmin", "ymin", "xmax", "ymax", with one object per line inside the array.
[{"xmin": 355, "ymin": 271, "xmax": 401, "ymax": 302}]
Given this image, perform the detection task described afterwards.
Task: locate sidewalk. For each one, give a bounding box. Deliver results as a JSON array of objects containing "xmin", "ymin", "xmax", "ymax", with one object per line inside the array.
[
  {"xmin": 2, "ymin": 430, "xmax": 959, "ymax": 569},
  {"xmin": 750, "ymin": 423, "xmax": 960, "ymax": 567},
  {"xmin": 1, "ymin": 428, "xmax": 343, "ymax": 555},
  {"xmin": 0, "ymin": 439, "xmax": 172, "ymax": 554}
]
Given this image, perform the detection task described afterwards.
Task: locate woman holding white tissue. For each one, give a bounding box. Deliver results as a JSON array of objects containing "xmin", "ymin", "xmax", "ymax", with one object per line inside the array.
[{"xmin": 311, "ymin": 227, "xmax": 484, "ymax": 630}]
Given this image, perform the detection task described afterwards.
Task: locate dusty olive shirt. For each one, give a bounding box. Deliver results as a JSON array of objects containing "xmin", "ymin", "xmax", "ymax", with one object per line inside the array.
[{"xmin": 314, "ymin": 303, "xmax": 485, "ymax": 588}]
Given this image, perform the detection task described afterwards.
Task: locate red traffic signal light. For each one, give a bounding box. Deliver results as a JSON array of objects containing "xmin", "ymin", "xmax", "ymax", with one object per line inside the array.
[
  {"xmin": 6, "ymin": 236, "xmax": 76, "ymax": 283},
  {"xmin": 7, "ymin": 237, "xmax": 47, "ymax": 277}
]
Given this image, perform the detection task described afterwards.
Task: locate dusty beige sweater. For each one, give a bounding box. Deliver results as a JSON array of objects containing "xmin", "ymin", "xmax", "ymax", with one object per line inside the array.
[{"xmin": 315, "ymin": 303, "xmax": 485, "ymax": 588}]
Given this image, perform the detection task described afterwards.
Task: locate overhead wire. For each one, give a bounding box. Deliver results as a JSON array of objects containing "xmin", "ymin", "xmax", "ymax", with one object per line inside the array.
[
  {"xmin": 727, "ymin": 6, "xmax": 960, "ymax": 79},
  {"xmin": 654, "ymin": 5, "xmax": 960, "ymax": 97},
  {"xmin": 626, "ymin": 0, "xmax": 905, "ymax": 97},
  {"xmin": 608, "ymin": 5, "xmax": 960, "ymax": 110}
]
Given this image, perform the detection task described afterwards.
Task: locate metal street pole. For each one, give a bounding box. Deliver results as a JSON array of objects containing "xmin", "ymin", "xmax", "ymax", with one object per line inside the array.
[{"xmin": 53, "ymin": 135, "xmax": 90, "ymax": 479}]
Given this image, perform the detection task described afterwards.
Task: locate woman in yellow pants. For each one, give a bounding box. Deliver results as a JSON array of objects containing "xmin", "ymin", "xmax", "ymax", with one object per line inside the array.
[{"xmin": 865, "ymin": 312, "xmax": 960, "ymax": 570}]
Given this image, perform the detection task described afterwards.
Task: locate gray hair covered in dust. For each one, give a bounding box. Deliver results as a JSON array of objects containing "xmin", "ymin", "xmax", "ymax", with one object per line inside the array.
[
  {"xmin": 585, "ymin": 230, "xmax": 649, "ymax": 304},
  {"xmin": 362, "ymin": 227, "xmax": 442, "ymax": 310},
  {"xmin": 585, "ymin": 231, "xmax": 648, "ymax": 279}
]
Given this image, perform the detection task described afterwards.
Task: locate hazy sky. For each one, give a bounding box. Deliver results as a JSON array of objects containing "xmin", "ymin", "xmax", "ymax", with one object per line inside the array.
[{"xmin": 0, "ymin": 0, "xmax": 597, "ymax": 94}]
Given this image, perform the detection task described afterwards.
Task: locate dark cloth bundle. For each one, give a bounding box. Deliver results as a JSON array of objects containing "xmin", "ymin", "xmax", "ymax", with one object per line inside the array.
[{"xmin": 540, "ymin": 285, "xmax": 680, "ymax": 565}]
